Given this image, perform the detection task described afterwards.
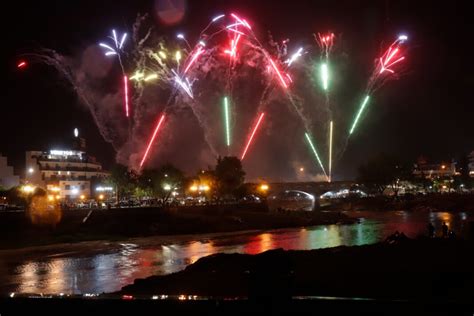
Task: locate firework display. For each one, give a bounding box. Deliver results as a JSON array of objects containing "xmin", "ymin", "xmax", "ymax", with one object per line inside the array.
[{"xmin": 28, "ymin": 12, "xmax": 408, "ymax": 178}]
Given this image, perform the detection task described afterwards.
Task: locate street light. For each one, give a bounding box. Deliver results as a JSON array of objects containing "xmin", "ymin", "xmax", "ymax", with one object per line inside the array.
[
  {"xmin": 22, "ymin": 185, "xmax": 35, "ymax": 193},
  {"xmin": 259, "ymin": 184, "xmax": 269, "ymax": 192}
]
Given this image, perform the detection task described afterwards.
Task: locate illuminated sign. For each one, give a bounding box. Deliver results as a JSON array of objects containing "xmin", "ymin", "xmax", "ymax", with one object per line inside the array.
[
  {"xmin": 96, "ymin": 186, "xmax": 114, "ymax": 192},
  {"xmin": 50, "ymin": 150, "xmax": 78, "ymax": 156}
]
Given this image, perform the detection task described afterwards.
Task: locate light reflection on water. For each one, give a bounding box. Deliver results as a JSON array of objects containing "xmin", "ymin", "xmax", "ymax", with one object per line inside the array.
[{"xmin": 0, "ymin": 211, "xmax": 471, "ymax": 295}]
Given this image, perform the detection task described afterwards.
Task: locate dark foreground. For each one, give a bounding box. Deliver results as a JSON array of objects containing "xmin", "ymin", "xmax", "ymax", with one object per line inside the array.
[
  {"xmin": 1, "ymin": 295, "xmax": 470, "ymax": 316},
  {"xmin": 2, "ymin": 238, "xmax": 472, "ymax": 315},
  {"xmin": 117, "ymin": 238, "xmax": 474, "ymax": 302}
]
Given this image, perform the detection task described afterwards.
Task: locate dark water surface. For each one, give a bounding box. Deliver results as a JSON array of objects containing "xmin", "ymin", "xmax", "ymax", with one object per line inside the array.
[{"xmin": 0, "ymin": 210, "xmax": 470, "ymax": 294}]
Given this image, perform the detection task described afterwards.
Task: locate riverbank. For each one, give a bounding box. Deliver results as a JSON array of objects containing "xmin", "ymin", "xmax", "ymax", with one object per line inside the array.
[
  {"xmin": 321, "ymin": 193, "xmax": 474, "ymax": 212},
  {"xmin": 117, "ymin": 237, "xmax": 474, "ymax": 302},
  {"xmin": 0, "ymin": 203, "xmax": 354, "ymax": 250}
]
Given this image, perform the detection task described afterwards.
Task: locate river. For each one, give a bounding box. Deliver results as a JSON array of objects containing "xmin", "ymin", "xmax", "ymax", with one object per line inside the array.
[{"xmin": 0, "ymin": 210, "xmax": 471, "ymax": 295}]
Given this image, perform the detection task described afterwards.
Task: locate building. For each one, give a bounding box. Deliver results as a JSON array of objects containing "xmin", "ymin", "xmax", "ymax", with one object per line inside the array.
[
  {"xmin": 0, "ymin": 154, "xmax": 20, "ymax": 189},
  {"xmin": 413, "ymin": 160, "xmax": 456, "ymax": 179},
  {"xmin": 25, "ymin": 148, "xmax": 109, "ymax": 200},
  {"xmin": 25, "ymin": 149, "xmax": 109, "ymax": 200}
]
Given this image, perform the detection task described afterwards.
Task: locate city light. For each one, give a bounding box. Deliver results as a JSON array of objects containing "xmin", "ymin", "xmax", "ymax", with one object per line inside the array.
[
  {"xmin": 96, "ymin": 186, "xmax": 114, "ymax": 191},
  {"xmin": 48, "ymin": 195, "xmax": 54, "ymax": 201},
  {"xmin": 28, "ymin": 167, "xmax": 34, "ymax": 174},
  {"xmin": 299, "ymin": 167, "xmax": 304, "ymax": 172},
  {"xmin": 50, "ymin": 187, "xmax": 60, "ymax": 192},
  {"xmin": 21, "ymin": 185, "xmax": 35, "ymax": 193},
  {"xmin": 71, "ymin": 188, "xmax": 79, "ymax": 195},
  {"xmin": 190, "ymin": 185, "xmax": 198, "ymax": 192},
  {"xmin": 74, "ymin": 128, "xmax": 79, "ymax": 138},
  {"xmin": 80, "ymin": 195, "xmax": 85, "ymax": 200},
  {"xmin": 98, "ymin": 194, "xmax": 104, "ymax": 200},
  {"xmin": 259, "ymin": 184, "xmax": 269, "ymax": 192},
  {"xmin": 163, "ymin": 184, "xmax": 171, "ymax": 191}
]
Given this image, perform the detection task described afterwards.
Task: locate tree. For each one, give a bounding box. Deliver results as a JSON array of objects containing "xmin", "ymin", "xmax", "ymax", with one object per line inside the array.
[
  {"xmin": 357, "ymin": 153, "xmax": 411, "ymax": 196},
  {"xmin": 457, "ymin": 153, "xmax": 471, "ymax": 189},
  {"xmin": 139, "ymin": 163, "xmax": 185, "ymax": 201},
  {"xmin": 108, "ymin": 164, "xmax": 136, "ymax": 201},
  {"xmin": 215, "ymin": 156, "xmax": 245, "ymax": 197}
]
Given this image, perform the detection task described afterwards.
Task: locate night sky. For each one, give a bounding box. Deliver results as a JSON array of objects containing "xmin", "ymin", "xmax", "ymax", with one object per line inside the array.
[{"xmin": 2, "ymin": 0, "xmax": 473, "ymax": 181}]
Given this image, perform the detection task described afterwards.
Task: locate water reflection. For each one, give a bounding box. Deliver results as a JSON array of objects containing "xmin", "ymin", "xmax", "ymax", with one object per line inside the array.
[{"xmin": 0, "ymin": 211, "xmax": 471, "ymax": 295}]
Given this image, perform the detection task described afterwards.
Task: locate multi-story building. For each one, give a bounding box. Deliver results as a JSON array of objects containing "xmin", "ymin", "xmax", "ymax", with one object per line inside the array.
[
  {"xmin": 413, "ymin": 160, "xmax": 456, "ymax": 179},
  {"xmin": 25, "ymin": 149, "xmax": 109, "ymax": 200},
  {"xmin": 0, "ymin": 154, "xmax": 20, "ymax": 189}
]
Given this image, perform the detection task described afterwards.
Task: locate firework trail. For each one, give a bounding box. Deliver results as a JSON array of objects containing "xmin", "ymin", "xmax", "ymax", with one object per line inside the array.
[
  {"xmin": 349, "ymin": 35, "xmax": 408, "ymax": 136},
  {"xmin": 315, "ymin": 32, "xmax": 335, "ymax": 181}
]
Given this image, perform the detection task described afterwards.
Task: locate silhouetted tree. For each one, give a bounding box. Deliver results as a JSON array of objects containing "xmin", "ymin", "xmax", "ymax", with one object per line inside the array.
[
  {"xmin": 139, "ymin": 164, "xmax": 185, "ymax": 201},
  {"xmin": 108, "ymin": 164, "xmax": 136, "ymax": 200},
  {"xmin": 357, "ymin": 153, "xmax": 411, "ymax": 196},
  {"xmin": 457, "ymin": 153, "xmax": 471, "ymax": 189},
  {"xmin": 215, "ymin": 156, "xmax": 245, "ymax": 197}
]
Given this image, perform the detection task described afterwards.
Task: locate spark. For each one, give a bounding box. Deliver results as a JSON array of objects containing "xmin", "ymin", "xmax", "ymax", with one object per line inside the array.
[
  {"xmin": 130, "ymin": 71, "xmax": 144, "ymax": 81},
  {"xmin": 305, "ymin": 132, "xmax": 328, "ymax": 177},
  {"xmin": 17, "ymin": 61, "xmax": 27, "ymax": 68},
  {"xmin": 158, "ymin": 51, "xmax": 167, "ymax": 59},
  {"xmin": 377, "ymin": 37, "xmax": 407, "ymax": 75},
  {"xmin": 231, "ymin": 13, "xmax": 251, "ymax": 29},
  {"xmin": 177, "ymin": 34, "xmax": 184, "ymax": 39},
  {"xmin": 268, "ymin": 58, "xmax": 288, "ymax": 89},
  {"xmin": 184, "ymin": 46, "xmax": 204, "ymax": 73},
  {"xmin": 398, "ymin": 34, "xmax": 408, "ymax": 41},
  {"xmin": 321, "ymin": 63, "xmax": 329, "ymax": 90},
  {"xmin": 212, "ymin": 14, "xmax": 225, "ymax": 22},
  {"xmin": 224, "ymin": 34, "xmax": 241, "ymax": 58},
  {"xmin": 285, "ymin": 47, "xmax": 303, "ymax": 66},
  {"xmin": 112, "ymin": 29, "xmax": 118, "ymax": 47},
  {"xmin": 140, "ymin": 114, "xmax": 166, "ymax": 169},
  {"xmin": 123, "ymin": 75, "xmax": 129, "ymax": 117},
  {"xmin": 241, "ymin": 113, "xmax": 265, "ymax": 160},
  {"xmin": 328, "ymin": 121, "xmax": 333, "ymax": 183},
  {"xmin": 144, "ymin": 74, "xmax": 158, "ymax": 81},
  {"xmin": 226, "ymin": 28, "xmax": 246, "ymax": 36},
  {"xmin": 99, "ymin": 30, "xmax": 127, "ymax": 56},
  {"xmin": 349, "ymin": 95, "xmax": 370, "ymax": 135},
  {"xmin": 119, "ymin": 33, "xmax": 127, "ymax": 49},
  {"xmin": 223, "ymin": 97, "xmax": 231, "ymax": 147},
  {"xmin": 172, "ymin": 69, "xmax": 193, "ymax": 99},
  {"xmin": 175, "ymin": 51, "xmax": 182, "ymax": 63}
]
